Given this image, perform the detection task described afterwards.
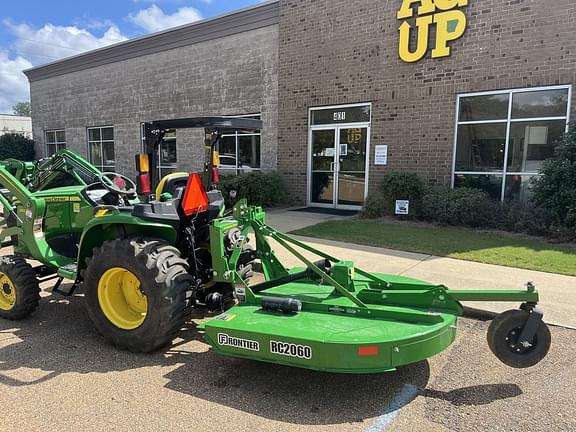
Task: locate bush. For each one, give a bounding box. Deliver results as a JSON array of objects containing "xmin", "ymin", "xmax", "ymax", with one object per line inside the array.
[
  {"xmin": 531, "ymin": 124, "xmax": 576, "ymax": 229},
  {"xmin": 501, "ymin": 200, "xmax": 550, "ymax": 237},
  {"xmin": 360, "ymin": 195, "xmax": 386, "ymax": 219},
  {"xmin": 0, "ymin": 133, "xmax": 35, "ymax": 161},
  {"xmin": 421, "ymin": 187, "xmax": 503, "ymax": 228},
  {"xmin": 379, "ymin": 172, "xmax": 426, "ymax": 217},
  {"xmin": 218, "ymin": 171, "xmax": 285, "ymax": 208}
]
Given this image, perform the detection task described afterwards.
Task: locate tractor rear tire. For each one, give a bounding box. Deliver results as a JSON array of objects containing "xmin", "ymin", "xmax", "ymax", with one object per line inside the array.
[
  {"xmin": 487, "ymin": 309, "xmax": 551, "ymax": 368},
  {"xmin": 0, "ymin": 256, "xmax": 40, "ymax": 320},
  {"xmin": 83, "ymin": 238, "xmax": 194, "ymax": 353}
]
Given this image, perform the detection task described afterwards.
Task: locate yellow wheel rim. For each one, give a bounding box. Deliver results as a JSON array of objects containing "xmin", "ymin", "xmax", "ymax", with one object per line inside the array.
[
  {"xmin": 0, "ymin": 272, "xmax": 16, "ymax": 311},
  {"xmin": 97, "ymin": 268, "xmax": 148, "ymax": 330}
]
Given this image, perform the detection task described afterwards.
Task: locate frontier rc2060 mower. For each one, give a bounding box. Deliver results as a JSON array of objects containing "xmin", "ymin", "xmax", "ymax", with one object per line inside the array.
[{"xmin": 0, "ymin": 117, "xmax": 550, "ymax": 372}]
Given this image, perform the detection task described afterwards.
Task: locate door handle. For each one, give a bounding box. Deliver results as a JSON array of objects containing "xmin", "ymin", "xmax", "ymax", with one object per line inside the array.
[{"xmin": 330, "ymin": 162, "xmax": 335, "ymax": 172}]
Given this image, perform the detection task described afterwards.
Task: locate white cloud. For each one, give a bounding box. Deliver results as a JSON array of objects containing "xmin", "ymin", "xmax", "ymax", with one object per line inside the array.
[
  {"xmin": 6, "ymin": 21, "xmax": 127, "ymax": 65},
  {"xmin": 132, "ymin": 0, "xmax": 186, "ymax": 3},
  {"xmin": 0, "ymin": 52, "xmax": 33, "ymax": 113},
  {"xmin": 0, "ymin": 21, "xmax": 128, "ymax": 113},
  {"xmin": 0, "ymin": 4, "xmax": 203, "ymax": 113},
  {"xmin": 128, "ymin": 5, "xmax": 203, "ymax": 33}
]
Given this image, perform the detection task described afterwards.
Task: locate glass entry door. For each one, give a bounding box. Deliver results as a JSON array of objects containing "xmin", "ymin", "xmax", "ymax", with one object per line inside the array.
[{"xmin": 310, "ymin": 127, "xmax": 368, "ymax": 209}]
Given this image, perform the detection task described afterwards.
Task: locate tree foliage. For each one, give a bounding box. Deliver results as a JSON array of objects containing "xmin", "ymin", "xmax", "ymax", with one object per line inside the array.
[
  {"xmin": 0, "ymin": 133, "xmax": 36, "ymax": 161},
  {"xmin": 12, "ymin": 102, "xmax": 31, "ymax": 117},
  {"xmin": 531, "ymin": 124, "xmax": 576, "ymax": 228}
]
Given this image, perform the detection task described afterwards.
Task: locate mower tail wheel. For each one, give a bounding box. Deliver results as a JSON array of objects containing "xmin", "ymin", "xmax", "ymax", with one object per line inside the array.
[
  {"xmin": 0, "ymin": 256, "xmax": 40, "ymax": 320},
  {"xmin": 83, "ymin": 238, "xmax": 194, "ymax": 353},
  {"xmin": 487, "ymin": 309, "xmax": 551, "ymax": 368}
]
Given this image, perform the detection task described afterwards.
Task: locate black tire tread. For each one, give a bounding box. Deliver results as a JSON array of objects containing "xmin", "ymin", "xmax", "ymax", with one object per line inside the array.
[
  {"xmin": 83, "ymin": 238, "xmax": 194, "ymax": 353},
  {"xmin": 0, "ymin": 256, "xmax": 40, "ymax": 320},
  {"xmin": 487, "ymin": 309, "xmax": 551, "ymax": 368}
]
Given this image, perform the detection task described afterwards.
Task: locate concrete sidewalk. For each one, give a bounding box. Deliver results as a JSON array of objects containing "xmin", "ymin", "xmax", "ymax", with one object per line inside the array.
[{"xmin": 266, "ymin": 209, "xmax": 576, "ymax": 328}]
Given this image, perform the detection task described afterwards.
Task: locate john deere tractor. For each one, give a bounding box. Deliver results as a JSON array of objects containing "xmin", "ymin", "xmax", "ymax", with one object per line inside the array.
[{"xmin": 0, "ymin": 117, "xmax": 258, "ymax": 352}]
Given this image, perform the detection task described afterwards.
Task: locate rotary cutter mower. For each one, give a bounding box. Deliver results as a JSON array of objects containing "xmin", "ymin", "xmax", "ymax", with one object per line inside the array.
[{"xmin": 199, "ymin": 202, "xmax": 551, "ymax": 373}]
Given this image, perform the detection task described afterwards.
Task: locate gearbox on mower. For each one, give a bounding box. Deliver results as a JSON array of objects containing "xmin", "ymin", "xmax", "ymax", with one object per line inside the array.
[{"xmin": 0, "ymin": 117, "xmax": 551, "ymax": 372}]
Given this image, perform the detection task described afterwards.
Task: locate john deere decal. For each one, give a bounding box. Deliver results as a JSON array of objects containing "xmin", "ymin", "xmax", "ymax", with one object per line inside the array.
[{"xmin": 398, "ymin": 0, "xmax": 469, "ymax": 63}]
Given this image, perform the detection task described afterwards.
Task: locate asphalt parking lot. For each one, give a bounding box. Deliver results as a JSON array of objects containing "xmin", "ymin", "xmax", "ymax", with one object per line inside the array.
[{"xmin": 0, "ymin": 283, "xmax": 574, "ymax": 432}]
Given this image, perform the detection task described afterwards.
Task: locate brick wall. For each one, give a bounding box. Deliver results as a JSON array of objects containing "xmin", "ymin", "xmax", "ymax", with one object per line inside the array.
[
  {"xmin": 30, "ymin": 25, "xmax": 279, "ymax": 179},
  {"xmin": 277, "ymin": 0, "xmax": 576, "ymax": 204}
]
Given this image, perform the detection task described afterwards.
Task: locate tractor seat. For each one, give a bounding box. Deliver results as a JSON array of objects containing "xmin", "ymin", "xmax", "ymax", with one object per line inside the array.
[{"xmin": 155, "ymin": 172, "xmax": 189, "ymax": 201}]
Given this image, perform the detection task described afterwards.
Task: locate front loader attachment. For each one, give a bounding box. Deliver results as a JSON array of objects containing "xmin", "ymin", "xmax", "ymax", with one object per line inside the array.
[{"xmin": 200, "ymin": 201, "xmax": 551, "ymax": 373}]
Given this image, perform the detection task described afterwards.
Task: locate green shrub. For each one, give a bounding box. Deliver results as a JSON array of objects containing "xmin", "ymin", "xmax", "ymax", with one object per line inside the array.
[
  {"xmin": 218, "ymin": 171, "xmax": 285, "ymax": 208},
  {"xmin": 531, "ymin": 124, "xmax": 576, "ymax": 229},
  {"xmin": 360, "ymin": 195, "xmax": 386, "ymax": 219},
  {"xmin": 501, "ymin": 200, "xmax": 550, "ymax": 237},
  {"xmin": 380, "ymin": 172, "xmax": 426, "ymax": 217},
  {"xmin": 546, "ymin": 224, "xmax": 576, "ymax": 243},
  {"xmin": 0, "ymin": 133, "xmax": 35, "ymax": 161},
  {"xmin": 421, "ymin": 187, "xmax": 503, "ymax": 228}
]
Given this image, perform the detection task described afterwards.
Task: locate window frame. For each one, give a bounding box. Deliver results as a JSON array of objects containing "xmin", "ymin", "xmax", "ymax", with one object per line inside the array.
[
  {"xmin": 87, "ymin": 126, "xmax": 115, "ymax": 172},
  {"xmin": 45, "ymin": 129, "xmax": 66, "ymax": 156},
  {"xmin": 451, "ymin": 85, "xmax": 572, "ymax": 201},
  {"xmin": 219, "ymin": 113, "xmax": 262, "ymax": 175}
]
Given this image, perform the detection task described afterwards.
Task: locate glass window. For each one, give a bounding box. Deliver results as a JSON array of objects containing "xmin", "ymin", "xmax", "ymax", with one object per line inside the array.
[
  {"xmin": 219, "ymin": 114, "xmax": 262, "ymax": 175},
  {"xmin": 504, "ymin": 175, "xmax": 536, "ymax": 202},
  {"xmin": 454, "ymin": 174, "xmax": 504, "ymax": 201},
  {"xmin": 507, "ymin": 120, "xmax": 566, "ymax": 173},
  {"xmin": 453, "ymin": 86, "xmax": 571, "ymax": 202},
  {"xmin": 88, "ymin": 128, "xmax": 101, "ymax": 142},
  {"xmin": 88, "ymin": 126, "xmax": 115, "ymax": 171},
  {"xmin": 512, "ymin": 89, "xmax": 569, "ymax": 119},
  {"xmin": 311, "ymin": 105, "xmax": 371, "ymax": 125},
  {"xmin": 45, "ymin": 130, "xmax": 66, "ymax": 156},
  {"xmin": 455, "ymin": 124, "xmax": 507, "ymax": 172},
  {"xmin": 238, "ymin": 135, "xmax": 261, "ymax": 169},
  {"xmin": 158, "ymin": 129, "xmax": 177, "ymax": 179},
  {"xmin": 459, "ymin": 94, "xmax": 509, "ymax": 122}
]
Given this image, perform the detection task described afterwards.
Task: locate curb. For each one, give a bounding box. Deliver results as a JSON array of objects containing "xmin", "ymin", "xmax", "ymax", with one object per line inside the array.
[{"xmin": 462, "ymin": 306, "xmax": 576, "ymax": 330}]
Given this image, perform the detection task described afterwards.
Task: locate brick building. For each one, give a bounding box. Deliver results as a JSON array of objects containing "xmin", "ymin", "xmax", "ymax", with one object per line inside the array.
[{"xmin": 26, "ymin": 0, "xmax": 575, "ymax": 209}]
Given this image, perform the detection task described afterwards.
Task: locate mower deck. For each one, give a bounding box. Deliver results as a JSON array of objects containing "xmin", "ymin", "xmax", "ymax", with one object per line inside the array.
[
  {"xmin": 200, "ymin": 205, "xmax": 549, "ymax": 373},
  {"xmin": 202, "ymin": 274, "xmax": 459, "ymax": 373}
]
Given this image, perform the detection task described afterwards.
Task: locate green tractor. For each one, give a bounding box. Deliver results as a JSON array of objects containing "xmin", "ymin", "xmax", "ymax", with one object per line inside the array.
[
  {"xmin": 0, "ymin": 117, "xmax": 551, "ymax": 372},
  {"xmin": 0, "ymin": 117, "xmax": 258, "ymax": 352}
]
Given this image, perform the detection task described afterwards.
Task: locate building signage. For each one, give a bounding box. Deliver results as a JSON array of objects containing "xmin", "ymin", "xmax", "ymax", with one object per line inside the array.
[
  {"xmin": 375, "ymin": 145, "xmax": 388, "ymax": 165},
  {"xmin": 397, "ymin": 0, "xmax": 468, "ymax": 63},
  {"xmin": 395, "ymin": 200, "xmax": 410, "ymax": 215}
]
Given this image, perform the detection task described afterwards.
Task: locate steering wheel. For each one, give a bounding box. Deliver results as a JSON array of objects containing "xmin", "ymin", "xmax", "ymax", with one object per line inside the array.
[{"xmin": 98, "ymin": 172, "xmax": 137, "ymax": 196}]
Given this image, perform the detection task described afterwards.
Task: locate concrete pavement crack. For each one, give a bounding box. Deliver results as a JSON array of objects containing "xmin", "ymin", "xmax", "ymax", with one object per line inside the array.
[{"xmin": 398, "ymin": 254, "xmax": 434, "ymax": 276}]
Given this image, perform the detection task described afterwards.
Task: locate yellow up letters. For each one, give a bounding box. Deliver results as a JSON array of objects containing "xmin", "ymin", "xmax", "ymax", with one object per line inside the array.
[
  {"xmin": 432, "ymin": 9, "xmax": 467, "ymax": 58},
  {"xmin": 398, "ymin": 0, "xmax": 469, "ymax": 63},
  {"xmin": 397, "ymin": 0, "xmax": 436, "ymax": 19}
]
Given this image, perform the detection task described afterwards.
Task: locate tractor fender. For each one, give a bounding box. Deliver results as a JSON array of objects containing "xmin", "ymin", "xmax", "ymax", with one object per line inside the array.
[{"xmin": 76, "ymin": 212, "xmax": 178, "ymax": 275}]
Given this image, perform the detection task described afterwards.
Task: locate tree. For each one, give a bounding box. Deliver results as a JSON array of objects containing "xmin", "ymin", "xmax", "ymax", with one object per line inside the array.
[
  {"xmin": 531, "ymin": 124, "xmax": 576, "ymax": 228},
  {"xmin": 12, "ymin": 102, "xmax": 31, "ymax": 117},
  {"xmin": 0, "ymin": 134, "xmax": 35, "ymax": 161}
]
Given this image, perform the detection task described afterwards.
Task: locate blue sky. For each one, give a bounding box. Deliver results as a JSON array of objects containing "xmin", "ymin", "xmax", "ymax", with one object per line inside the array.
[{"xmin": 0, "ymin": 0, "xmax": 264, "ymax": 113}]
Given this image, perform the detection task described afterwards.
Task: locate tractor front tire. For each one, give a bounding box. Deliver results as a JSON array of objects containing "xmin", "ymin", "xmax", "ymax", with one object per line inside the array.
[
  {"xmin": 83, "ymin": 238, "xmax": 194, "ymax": 353},
  {"xmin": 0, "ymin": 256, "xmax": 40, "ymax": 320}
]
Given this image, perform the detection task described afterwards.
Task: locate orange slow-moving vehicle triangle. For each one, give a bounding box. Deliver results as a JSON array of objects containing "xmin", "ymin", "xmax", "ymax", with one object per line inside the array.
[{"xmin": 181, "ymin": 173, "xmax": 209, "ymax": 216}]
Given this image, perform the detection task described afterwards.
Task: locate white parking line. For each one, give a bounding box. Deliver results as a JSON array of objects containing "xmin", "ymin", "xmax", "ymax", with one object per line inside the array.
[{"xmin": 365, "ymin": 384, "xmax": 420, "ymax": 432}]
